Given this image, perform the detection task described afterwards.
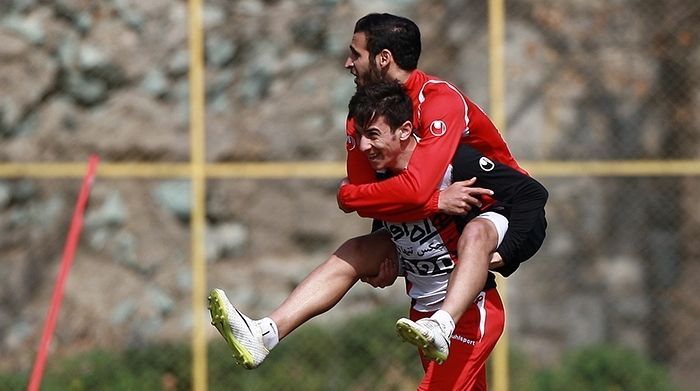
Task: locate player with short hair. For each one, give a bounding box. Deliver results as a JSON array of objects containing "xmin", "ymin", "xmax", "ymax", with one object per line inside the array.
[
  {"xmin": 349, "ymin": 81, "xmax": 546, "ymax": 389},
  {"xmin": 341, "ymin": 13, "xmax": 543, "ymax": 276}
]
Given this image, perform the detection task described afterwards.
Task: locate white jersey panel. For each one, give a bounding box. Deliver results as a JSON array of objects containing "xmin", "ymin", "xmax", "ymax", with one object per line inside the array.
[{"xmin": 384, "ymin": 163, "xmax": 458, "ymax": 312}]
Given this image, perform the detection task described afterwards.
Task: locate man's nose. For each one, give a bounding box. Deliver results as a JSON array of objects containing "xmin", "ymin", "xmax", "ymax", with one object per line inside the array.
[
  {"xmin": 344, "ymin": 57, "xmax": 353, "ymax": 69},
  {"xmin": 359, "ymin": 136, "xmax": 371, "ymax": 152}
]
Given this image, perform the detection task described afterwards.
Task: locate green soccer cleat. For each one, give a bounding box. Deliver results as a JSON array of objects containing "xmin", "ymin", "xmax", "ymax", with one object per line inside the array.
[
  {"xmin": 396, "ymin": 317, "xmax": 450, "ymax": 365},
  {"xmin": 208, "ymin": 288, "xmax": 268, "ymax": 369}
]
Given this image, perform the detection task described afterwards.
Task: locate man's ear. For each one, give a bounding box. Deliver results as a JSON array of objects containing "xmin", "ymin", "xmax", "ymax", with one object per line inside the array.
[
  {"xmin": 378, "ymin": 49, "xmax": 393, "ymax": 68},
  {"xmin": 398, "ymin": 120, "xmax": 413, "ymax": 141}
]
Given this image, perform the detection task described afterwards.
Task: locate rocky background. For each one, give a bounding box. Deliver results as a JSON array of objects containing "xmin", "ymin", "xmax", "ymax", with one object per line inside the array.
[{"xmin": 1, "ymin": 0, "xmax": 699, "ymax": 389}]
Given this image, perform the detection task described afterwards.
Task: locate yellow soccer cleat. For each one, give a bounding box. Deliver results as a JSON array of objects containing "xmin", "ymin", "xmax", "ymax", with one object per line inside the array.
[
  {"xmin": 208, "ymin": 288, "xmax": 269, "ymax": 369},
  {"xmin": 396, "ymin": 317, "xmax": 450, "ymax": 365}
]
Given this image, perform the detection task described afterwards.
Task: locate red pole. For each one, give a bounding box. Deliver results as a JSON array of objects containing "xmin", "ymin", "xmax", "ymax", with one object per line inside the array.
[{"xmin": 27, "ymin": 154, "xmax": 100, "ymax": 391}]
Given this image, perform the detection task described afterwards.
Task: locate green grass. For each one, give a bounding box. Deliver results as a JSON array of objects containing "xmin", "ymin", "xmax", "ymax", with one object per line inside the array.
[
  {"xmin": 0, "ymin": 311, "xmax": 680, "ymax": 390},
  {"xmin": 0, "ymin": 306, "xmax": 422, "ymax": 391}
]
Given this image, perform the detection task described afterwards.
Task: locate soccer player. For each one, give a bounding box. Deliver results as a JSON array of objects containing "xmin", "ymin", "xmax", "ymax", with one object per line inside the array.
[
  {"xmin": 209, "ymin": 82, "xmax": 547, "ymax": 390},
  {"xmin": 351, "ymin": 81, "xmax": 547, "ymax": 389}
]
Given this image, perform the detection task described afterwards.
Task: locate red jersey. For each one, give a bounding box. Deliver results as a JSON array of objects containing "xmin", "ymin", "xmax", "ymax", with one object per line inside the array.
[{"xmin": 339, "ymin": 69, "xmax": 526, "ymax": 222}]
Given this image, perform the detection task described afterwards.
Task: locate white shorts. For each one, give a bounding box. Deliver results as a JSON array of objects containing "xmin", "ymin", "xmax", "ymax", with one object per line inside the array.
[{"xmin": 475, "ymin": 211, "xmax": 509, "ymax": 247}]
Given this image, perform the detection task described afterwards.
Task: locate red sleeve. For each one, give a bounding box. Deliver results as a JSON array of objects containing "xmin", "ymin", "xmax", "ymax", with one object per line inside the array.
[
  {"xmin": 339, "ymin": 84, "xmax": 467, "ymax": 222},
  {"xmin": 345, "ymin": 118, "xmax": 377, "ymax": 185}
]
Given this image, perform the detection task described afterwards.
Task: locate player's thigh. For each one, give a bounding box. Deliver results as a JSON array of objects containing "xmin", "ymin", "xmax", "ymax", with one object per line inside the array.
[{"xmin": 333, "ymin": 230, "xmax": 395, "ymax": 277}]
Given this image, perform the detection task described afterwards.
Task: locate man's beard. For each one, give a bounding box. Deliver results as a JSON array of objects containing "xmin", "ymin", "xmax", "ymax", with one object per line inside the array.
[{"xmin": 357, "ymin": 58, "xmax": 384, "ymax": 86}]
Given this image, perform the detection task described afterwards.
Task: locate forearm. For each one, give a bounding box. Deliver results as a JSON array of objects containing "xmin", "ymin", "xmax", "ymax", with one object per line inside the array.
[
  {"xmin": 338, "ymin": 180, "xmax": 439, "ymax": 214},
  {"xmin": 347, "ymin": 189, "xmax": 441, "ymax": 222}
]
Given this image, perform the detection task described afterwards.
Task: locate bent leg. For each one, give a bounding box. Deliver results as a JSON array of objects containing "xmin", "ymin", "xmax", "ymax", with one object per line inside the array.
[
  {"xmin": 270, "ymin": 229, "xmax": 395, "ymax": 339},
  {"xmin": 441, "ymin": 217, "xmax": 500, "ymax": 322}
]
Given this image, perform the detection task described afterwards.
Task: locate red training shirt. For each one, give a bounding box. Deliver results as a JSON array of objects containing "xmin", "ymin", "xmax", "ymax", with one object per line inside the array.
[{"xmin": 339, "ymin": 69, "xmax": 526, "ymax": 222}]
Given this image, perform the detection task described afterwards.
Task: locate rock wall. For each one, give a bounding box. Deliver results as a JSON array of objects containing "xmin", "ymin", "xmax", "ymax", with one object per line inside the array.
[{"xmin": 1, "ymin": 1, "xmax": 698, "ymax": 388}]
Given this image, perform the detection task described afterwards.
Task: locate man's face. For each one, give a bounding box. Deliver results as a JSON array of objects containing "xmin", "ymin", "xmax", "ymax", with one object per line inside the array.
[
  {"xmin": 357, "ymin": 115, "xmax": 404, "ymax": 171},
  {"xmin": 345, "ymin": 32, "xmax": 382, "ymax": 86}
]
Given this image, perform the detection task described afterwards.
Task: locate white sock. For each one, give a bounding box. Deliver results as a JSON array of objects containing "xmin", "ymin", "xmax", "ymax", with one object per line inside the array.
[
  {"xmin": 431, "ymin": 310, "xmax": 455, "ymax": 338},
  {"xmin": 258, "ymin": 317, "xmax": 279, "ymax": 350}
]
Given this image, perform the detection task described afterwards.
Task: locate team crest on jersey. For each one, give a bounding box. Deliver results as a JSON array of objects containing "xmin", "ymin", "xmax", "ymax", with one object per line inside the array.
[
  {"xmin": 429, "ymin": 120, "xmax": 447, "ymax": 137},
  {"xmin": 346, "ymin": 135, "xmax": 356, "ymax": 151},
  {"xmin": 479, "ymin": 157, "xmax": 495, "ymax": 171}
]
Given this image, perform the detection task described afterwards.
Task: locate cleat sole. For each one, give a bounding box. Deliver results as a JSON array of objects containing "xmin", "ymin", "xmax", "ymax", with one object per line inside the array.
[{"xmin": 396, "ymin": 318, "xmax": 448, "ymax": 364}]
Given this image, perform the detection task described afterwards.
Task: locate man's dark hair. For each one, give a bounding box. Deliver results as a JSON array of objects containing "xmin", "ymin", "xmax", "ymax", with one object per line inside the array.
[
  {"xmin": 349, "ymin": 81, "xmax": 413, "ymax": 132},
  {"xmin": 354, "ymin": 13, "xmax": 421, "ymax": 71}
]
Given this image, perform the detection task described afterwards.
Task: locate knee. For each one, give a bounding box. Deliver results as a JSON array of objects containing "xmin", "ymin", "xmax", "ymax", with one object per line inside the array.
[
  {"xmin": 458, "ymin": 220, "xmax": 498, "ymax": 253},
  {"xmin": 334, "ymin": 234, "xmax": 388, "ymax": 277},
  {"xmin": 336, "ymin": 235, "xmax": 367, "ymax": 259}
]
